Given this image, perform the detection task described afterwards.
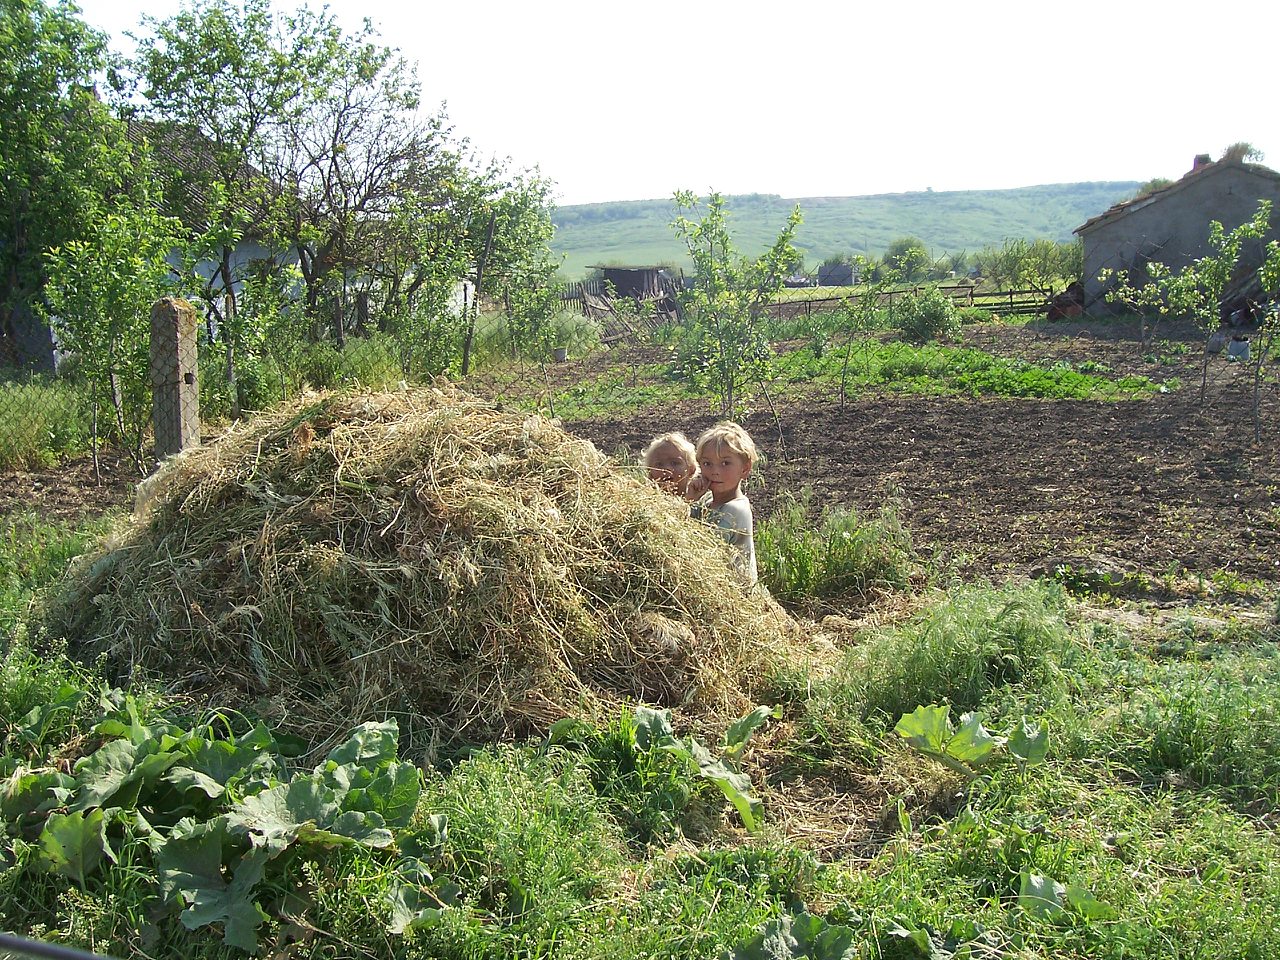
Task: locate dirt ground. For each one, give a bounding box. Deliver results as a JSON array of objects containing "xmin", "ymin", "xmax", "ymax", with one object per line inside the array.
[
  {"xmin": 571, "ymin": 319, "xmax": 1280, "ymax": 587},
  {"xmin": 3, "ymin": 318, "xmax": 1278, "ymax": 587}
]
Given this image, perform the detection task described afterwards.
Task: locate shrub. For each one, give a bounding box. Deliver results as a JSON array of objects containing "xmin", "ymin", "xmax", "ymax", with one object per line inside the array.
[{"xmin": 893, "ymin": 287, "xmax": 962, "ymax": 343}]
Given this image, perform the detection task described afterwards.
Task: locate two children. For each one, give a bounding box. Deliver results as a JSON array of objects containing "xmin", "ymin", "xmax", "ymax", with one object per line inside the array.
[{"xmin": 642, "ymin": 422, "xmax": 757, "ymax": 585}]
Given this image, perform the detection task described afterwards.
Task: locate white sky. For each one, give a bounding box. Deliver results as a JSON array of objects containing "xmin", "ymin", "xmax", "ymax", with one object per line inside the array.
[{"xmin": 77, "ymin": 0, "xmax": 1279, "ymax": 207}]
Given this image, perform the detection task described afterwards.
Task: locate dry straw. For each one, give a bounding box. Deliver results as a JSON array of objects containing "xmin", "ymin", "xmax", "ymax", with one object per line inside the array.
[{"xmin": 39, "ymin": 384, "xmax": 807, "ymax": 747}]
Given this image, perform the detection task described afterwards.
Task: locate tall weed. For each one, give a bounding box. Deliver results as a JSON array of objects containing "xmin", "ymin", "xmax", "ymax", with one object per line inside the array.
[
  {"xmin": 827, "ymin": 582, "xmax": 1078, "ymax": 727},
  {"xmin": 756, "ymin": 492, "xmax": 916, "ymax": 605}
]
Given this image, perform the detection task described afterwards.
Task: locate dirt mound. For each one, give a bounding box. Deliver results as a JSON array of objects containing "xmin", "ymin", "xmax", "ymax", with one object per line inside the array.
[{"xmin": 38, "ymin": 385, "xmax": 802, "ymax": 746}]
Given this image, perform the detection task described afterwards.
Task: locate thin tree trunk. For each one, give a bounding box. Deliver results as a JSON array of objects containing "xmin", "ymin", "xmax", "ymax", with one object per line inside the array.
[{"xmin": 461, "ymin": 211, "xmax": 497, "ymax": 377}]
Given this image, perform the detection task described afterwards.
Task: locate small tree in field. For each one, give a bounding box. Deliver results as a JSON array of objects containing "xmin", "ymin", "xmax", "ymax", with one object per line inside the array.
[
  {"xmin": 1248, "ymin": 239, "xmax": 1280, "ymax": 442},
  {"xmin": 838, "ymin": 256, "xmax": 900, "ymax": 407},
  {"xmin": 1103, "ymin": 200, "xmax": 1272, "ymax": 397},
  {"xmin": 42, "ymin": 199, "xmax": 181, "ymax": 473},
  {"xmin": 671, "ymin": 190, "xmax": 802, "ymax": 414}
]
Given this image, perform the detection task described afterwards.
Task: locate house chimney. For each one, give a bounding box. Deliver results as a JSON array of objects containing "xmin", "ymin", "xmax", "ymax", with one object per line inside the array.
[{"xmin": 1192, "ymin": 153, "xmax": 1212, "ymax": 173}]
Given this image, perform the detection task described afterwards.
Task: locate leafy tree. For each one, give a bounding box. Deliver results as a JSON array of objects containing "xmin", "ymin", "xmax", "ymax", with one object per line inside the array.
[
  {"xmin": 881, "ymin": 236, "xmax": 929, "ymax": 282},
  {"xmin": 129, "ymin": 0, "xmax": 314, "ymax": 408},
  {"xmin": 1103, "ymin": 199, "xmax": 1272, "ymax": 396},
  {"xmin": 41, "ymin": 198, "xmax": 181, "ymax": 472},
  {"xmin": 1221, "ymin": 141, "xmax": 1264, "ymax": 163},
  {"xmin": 1132, "ymin": 177, "xmax": 1173, "ymax": 200},
  {"xmin": 838, "ymin": 256, "xmax": 900, "ymax": 407},
  {"xmin": 0, "ymin": 0, "xmax": 138, "ymax": 371},
  {"xmin": 127, "ymin": 0, "xmax": 559, "ymax": 388},
  {"xmin": 671, "ymin": 191, "xmax": 802, "ymax": 413}
]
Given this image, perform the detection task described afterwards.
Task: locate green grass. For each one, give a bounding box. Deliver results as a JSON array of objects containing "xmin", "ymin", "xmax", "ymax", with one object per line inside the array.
[
  {"xmin": 756, "ymin": 492, "xmax": 917, "ymax": 607},
  {"xmin": 0, "ymin": 376, "xmax": 92, "ymax": 469},
  {"xmin": 1, "ymin": 511, "xmax": 114, "ymax": 642}
]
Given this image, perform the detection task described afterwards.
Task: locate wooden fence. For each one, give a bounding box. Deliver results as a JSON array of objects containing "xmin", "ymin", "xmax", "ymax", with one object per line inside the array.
[
  {"xmin": 763, "ymin": 284, "xmax": 1054, "ymax": 320},
  {"xmin": 564, "ymin": 280, "xmax": 1053, "ymax": 320}
]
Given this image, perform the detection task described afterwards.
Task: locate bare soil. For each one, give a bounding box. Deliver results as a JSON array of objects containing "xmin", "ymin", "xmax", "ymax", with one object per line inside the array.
[{"xmin": 570, "ymin": 319, "xmax": 1280, "ymax": 586}]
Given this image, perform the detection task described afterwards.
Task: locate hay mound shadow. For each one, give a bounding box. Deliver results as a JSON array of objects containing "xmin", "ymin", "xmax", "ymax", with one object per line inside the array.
[{"xmin": 41, "ymin": 385, "xmax": 800, "ymax": 745}]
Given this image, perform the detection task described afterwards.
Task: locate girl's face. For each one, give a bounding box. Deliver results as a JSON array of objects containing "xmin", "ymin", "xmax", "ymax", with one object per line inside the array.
[
  {"xmin": 697, "ymin": 444, "xmax": 750, "ymax": 503},
  {"xmin": 646, "ymin": 442, "xmax": 695, "ymax": 492}
]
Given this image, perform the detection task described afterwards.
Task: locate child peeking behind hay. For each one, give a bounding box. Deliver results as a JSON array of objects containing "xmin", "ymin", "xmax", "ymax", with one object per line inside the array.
[
  {"xmin": 641, "ymin": 431, "xmax": 699, "ymax": 497},
  {"xmin": 684, "ymin": 421, "xmax": 757, "ymax": 586}
]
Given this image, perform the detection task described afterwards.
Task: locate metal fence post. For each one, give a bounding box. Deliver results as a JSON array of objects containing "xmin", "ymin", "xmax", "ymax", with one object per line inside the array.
[{"xmin": 150, "ymin": 297, "xmax": 200, "ymax": 459}]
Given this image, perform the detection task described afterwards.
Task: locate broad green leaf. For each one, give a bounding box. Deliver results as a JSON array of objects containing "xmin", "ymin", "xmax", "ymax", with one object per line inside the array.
[
  {"xmin": 326, "ymin": 721, "xmax": 399, "ymax": 767},
  {"xmin": 345, "ymin": 761, "xmax": 421, "ymax": 828},
  {"xmin": 15, "ymin": 689, "xmax": 85, "ymax": 747},
  {"xmin": 1009, "ymin": 718, "xmax": 1049, "ymax": 766},
  {"xmin": 164, "ymin": 766, "xmax": 227, "ymax": 800},
  {"xmin": 1065, "ymin": 883, "xmax": 1116, "ymax": 920},
  {"xmin": 948, "ymin": 713, "xmax": 1005, "ymax": 767},
  {"xmin": 187, "ymin": 737, "xmax": 273, "ymax": 788},
  {"xmin": 2, "ymin": 768, "xmax": 75, "ymax": 821},
  {"xmin": 70, "ymin": 738, "xmax": 137, "ymax": 811},
  {"xmin": 307, "ymin": 810, "xmax": 395, "ymax": 848},
  {"xmin": 70, "ymin": 737, "xmax": 182, "ymax": 813},
  {"xmin": 633, "ymin": 706, "xmax": 675, "ymax": 751},
  {"xmin": 731, "ymin": 910, "xmax": 856, "ymax": 960},
  {"xmin": 893, "ymin": 705, "xmax": 954, "ymax": 755},
  {"xmin": 225, "ymin": 777, "xmax": 338, "ymax": 857},
  {"xmin": 400, "ymin": 814, "xmax": 448, "ymax": 860},
  {"xmin": 1018, "ymin": 870, "xmax": 1066, "ymax": 920},
  {"xmin": 688, "ymin": 739, "xmax": 761, "ymax": 832},
  {"xmin": 179, "ymin": 844, "xmax": 271, "ymax": 951},
  {"xmin": 157, "ymin": 818, "xmax": 234, "ymax": 904},
  {"xmin": 39, "ymin": 809, "xmax": 106, "ymax": 887},
  {"xmin": 885, "ymin": 921, "xmax": 935, "ymax": 956},
  {"xmin": 723, "ymin": 705, "xmax": 778, "ymax": 759},
  {"xmin": 386, "ymin": 882, "xmax": 446, "ymax": 935}
]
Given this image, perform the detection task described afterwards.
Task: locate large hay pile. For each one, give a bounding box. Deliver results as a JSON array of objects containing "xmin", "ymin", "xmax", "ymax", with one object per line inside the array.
[{"xmin": 40, "ymin": 385, "xmax": 802, "ymax": 744}]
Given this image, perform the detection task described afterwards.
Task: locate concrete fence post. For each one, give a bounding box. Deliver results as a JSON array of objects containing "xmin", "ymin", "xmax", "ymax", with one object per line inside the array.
[{"xmin": 150, "ymin": 297, "xmax": 200, "ymax": 459}]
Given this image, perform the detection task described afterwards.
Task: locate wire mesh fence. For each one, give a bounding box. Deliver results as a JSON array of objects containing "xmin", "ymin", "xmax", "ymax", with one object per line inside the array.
[{"xmin": 1, "ymin": 281, "xmax": 1278, "ymax": 476}]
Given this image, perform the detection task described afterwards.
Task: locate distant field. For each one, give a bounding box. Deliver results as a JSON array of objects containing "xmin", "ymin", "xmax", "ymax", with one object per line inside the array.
[{"xmin": 551, "ymin": 181, "xmax": 1140, "ymax": 278}]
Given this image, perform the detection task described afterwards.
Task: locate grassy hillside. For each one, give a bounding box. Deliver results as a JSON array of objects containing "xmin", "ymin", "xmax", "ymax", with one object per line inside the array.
[{"xmin": 552, "ymin": 182, "xmax": 1139, "ymax": 278}]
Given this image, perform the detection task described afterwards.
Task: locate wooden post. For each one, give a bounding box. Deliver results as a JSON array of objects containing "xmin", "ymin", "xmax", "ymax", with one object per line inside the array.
[{"xmin": 150, "ymin": 297, "xmax": 200, "ymax": 459}]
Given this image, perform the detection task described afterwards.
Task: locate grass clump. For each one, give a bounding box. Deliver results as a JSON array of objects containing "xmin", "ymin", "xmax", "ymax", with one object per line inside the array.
[
  {"xmin": 819, "ymin": 581, "xmax": 1078, "ymax": 729},
  {"xmin": 0, "ymin": 376, "xmax": 90, "ymax": 469},
  {"xmin": 1, "ymin": 512, "xmax": 114, "ymax": 641},
  {"xmin": 755, "ymin": 491, "xmax": 916, "ymax": 607},
  {"xmin": 34, "ymin": 384, "xmax": 804, "ymax": 749}
]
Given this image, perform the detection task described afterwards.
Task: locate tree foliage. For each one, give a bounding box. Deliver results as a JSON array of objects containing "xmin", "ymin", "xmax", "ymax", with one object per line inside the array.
[
  {"xmin": 124, "ymin": 0, "xmax": 560, "ymax": 398},
  {"xmin": 41, "ymin": 198, "xmax": 181, "ymax": 469},
  {"xmin": 671, "ymin": 191, "xmax": 802, "ymax": 413},
  {"xmin": 0, "ymin": 0, "xmax": 141, "ymax": 369}
]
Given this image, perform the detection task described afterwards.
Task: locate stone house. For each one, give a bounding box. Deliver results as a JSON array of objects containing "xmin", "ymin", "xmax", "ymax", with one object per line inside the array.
[{"xmin": 1074, "ymin": 154, "xmax": 1280, "ymax": 314}]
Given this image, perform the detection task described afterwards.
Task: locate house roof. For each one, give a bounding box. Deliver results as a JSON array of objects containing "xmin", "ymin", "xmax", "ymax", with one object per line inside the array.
[
  {"xmin": 125, "ymin": 119, "xmax": 268, "ymax": 233},
  {"xmin": 1074, "ymin": 158, "xmax": 1280, "ymax": 236}
]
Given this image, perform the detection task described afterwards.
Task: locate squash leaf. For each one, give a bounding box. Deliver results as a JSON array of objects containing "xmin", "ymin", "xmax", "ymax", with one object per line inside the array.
[{"xmin": 39, "ymin": 808, "xmax": 107, "ymax": 887}]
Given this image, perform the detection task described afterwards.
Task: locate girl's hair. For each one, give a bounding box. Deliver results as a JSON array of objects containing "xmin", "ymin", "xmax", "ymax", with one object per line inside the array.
[
  {"xmin": 641, "ymin": 431, "xmax": 697, "ymax": 467},
  {"xmin": 695, "ymin": 421, "xmax": 757, "ymax": 467}
]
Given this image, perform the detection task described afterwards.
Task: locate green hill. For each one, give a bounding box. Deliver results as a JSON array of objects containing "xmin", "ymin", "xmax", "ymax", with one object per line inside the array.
[{"xmin": 551, "ymin": 182, "xmax": 1139, "ymax": 278}]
